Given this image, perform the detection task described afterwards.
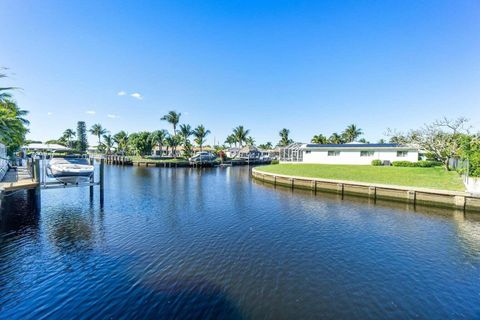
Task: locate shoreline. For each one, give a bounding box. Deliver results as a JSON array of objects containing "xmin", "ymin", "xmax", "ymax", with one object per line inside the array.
[{"xmin": 252, "ymin": 168, "xmax": 480, "ymax": 212}]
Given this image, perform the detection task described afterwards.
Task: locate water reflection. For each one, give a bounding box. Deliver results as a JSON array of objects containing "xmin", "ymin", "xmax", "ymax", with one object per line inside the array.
[{"xmin": 1, "ymin": 166, "xmax": 480, "ymax": 318}]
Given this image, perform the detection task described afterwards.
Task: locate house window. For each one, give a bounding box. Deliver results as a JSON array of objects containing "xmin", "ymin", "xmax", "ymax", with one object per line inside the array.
[
  {"xmin": 397, "ymin": 151, "xmax": 408, "ymax": 157},
  {"xmin": 328, "ymin": 151, "xmax": 340, "ymax": 156},
  {"xmin": 360, "ymin": 151, "xmax": 374, "ymax": 157}
]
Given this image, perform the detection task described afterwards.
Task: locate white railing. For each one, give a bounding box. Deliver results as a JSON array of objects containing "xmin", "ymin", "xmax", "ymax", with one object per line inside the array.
[{"xmin": 0, "ymin": 143, "xmax": 8, "ymax": 181}]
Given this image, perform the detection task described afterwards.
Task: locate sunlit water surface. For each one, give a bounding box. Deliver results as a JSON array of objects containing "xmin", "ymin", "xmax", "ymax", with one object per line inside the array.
[{"xmin": 1, "ymin": 166, "xmax": 480, "ymax": 319}]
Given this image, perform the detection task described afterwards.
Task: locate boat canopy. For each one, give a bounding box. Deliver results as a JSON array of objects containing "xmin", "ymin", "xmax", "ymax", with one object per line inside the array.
[{"xmin": 23, "ymin": 143, "xmax": 70, "ymax": 152}]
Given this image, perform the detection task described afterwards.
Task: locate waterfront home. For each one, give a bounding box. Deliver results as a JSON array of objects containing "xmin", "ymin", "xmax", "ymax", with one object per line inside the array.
[
  {"xmin": 238, "ymin": 145, "xmax": 262, "ymax": 160},
  {"xmin": 225, "ymin": 147, "xmax": 240, "ymax": 158},
  {"xmin": 151, "ymin": 145, "xmax": 214, "ymax": 158},
  {"xmin": 258, "ymin": 147, "xmax": 280, "ymax": 160},
  {"xmin": 280, "ymin": 142, "xmax": 419, "ymax": 165}
]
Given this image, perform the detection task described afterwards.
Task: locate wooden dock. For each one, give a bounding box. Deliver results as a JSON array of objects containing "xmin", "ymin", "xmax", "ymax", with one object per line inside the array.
[{"xmin": 0, "ymin": 166, "xmax": 39, "ymax": 192}]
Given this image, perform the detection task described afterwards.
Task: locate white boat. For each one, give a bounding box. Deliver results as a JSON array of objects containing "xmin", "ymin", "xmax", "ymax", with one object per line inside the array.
[
  {"xmin": 189, "ymin": 151, "xmax": 217, "ymax": 163},
  {"xmin": 47, "ymin": 158, "xmax": 94, "ymax": 184}
]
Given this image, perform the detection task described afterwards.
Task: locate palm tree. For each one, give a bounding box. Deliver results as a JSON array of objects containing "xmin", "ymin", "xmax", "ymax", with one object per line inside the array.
[
  {"xmin": 165, "ymin": 135, "xmax": 181, "ymax": 158},
  {"xmin": 148, "ymin": 130, "xmax": 168, "ymax": 157},
  {"xmin": 113, "ymin": 131, "xmax": 129, "ymax": 155},
  {"xmin": 358, "ymin": 138, "xmax": 369, "ymax": 144},
  {"xmin": 258, "ymin": 142, "xmax": 273, "ymax": 150},
  {"xmin": 342, "ymin": 124, "xmax": 363, "ymax": 143},
  {"xmin": 103, "ymin": 134, "xmax": 114, "ymax": 154},
  {"xmin": 0, "ymin": 99, "xmax": 29, "ymax": 153},
  {"xmin": 62, "ymin": 129, "xmax": 76, "ymax": 148},
  {"xmin": 311, "ymin": 134, "xmax": 327, "ymax": 144},
  {"xmin": 224, "ymin": 134, "xmax": 236, "ymax": 147},
  {"xmin": 232, "ymin": 126, "xmax": 250, "ymax": 147},
  {"xmin": 161, "ymin": 111, "xmax": 181, "ymax": 135},
  {"xmin": 89, "ymin": 124, "xmax": 108, "ymax": 147},
  {"xmin": 245, "ymin": 136, "xmax": 255, "ymax": 146},
  {"xmin": 192, "ymin": 125, "xmax": 211, "ymax": 152},
  {"xmin": 328, "ymin": 133, "xmax": 343, "ymax": 144},
  {"xmin": 278, "ymin": 128, "xmax": 293, "ymax": 147}
]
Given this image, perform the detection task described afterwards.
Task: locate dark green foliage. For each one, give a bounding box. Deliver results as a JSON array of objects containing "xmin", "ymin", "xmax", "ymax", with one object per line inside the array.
[
  {"xmin": 371, "ymin": 160, "xmax": 382, "ymax": 166},
  {"xmin": 76, "ymin": 121, "xmax": 88, "ymax": 153}
]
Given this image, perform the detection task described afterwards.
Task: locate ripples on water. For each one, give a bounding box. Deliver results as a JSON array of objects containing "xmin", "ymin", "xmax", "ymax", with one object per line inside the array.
[{"xmin": 1, "ymin": 166, "xmax": 480, "ymax": 319}]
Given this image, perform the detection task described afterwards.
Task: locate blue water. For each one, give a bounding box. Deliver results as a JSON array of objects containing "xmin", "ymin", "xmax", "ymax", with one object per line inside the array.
[{"xmin": 1, "ymin": 166, "xmax": 480, "ymax": 319}]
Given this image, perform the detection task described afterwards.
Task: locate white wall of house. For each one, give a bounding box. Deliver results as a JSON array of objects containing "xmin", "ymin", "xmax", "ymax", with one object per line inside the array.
[{"xmin": 301, "ymin": 149, "xmax": 419, "ymax": 165}]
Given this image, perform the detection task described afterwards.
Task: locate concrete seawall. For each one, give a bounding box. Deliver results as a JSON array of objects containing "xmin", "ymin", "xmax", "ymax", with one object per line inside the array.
[{"xmin": 252, "ymin": 168, "xmax": 480, "ymax": 212}]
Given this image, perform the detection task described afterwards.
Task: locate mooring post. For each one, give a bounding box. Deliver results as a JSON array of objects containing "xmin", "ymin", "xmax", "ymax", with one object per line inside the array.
[
  {"xmin": 99, "ymin": 158, "xmax": 105, "ymax": 207},
  {"xmin": 89, "ymin": 157, "xmax": 94, "ymax": 201},
  {"xmin": 33, "ymin": 158, "xmax": 41, "ymax": 211}
]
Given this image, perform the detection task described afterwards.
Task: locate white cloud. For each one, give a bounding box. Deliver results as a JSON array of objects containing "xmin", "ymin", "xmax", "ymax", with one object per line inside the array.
[
  {"xmin": 107, "ymin": 114, "xmax": 119, "ymax": 119},
  {"xmin": 130, "ymin": 92, "xmax": 143, "ymax": 100},
  {"xmin": 117, "ymin": 91, "xmax": 126, "ymax": 96},
  {"xmin": 86, "ymin": 110, "xmax": 96, "ymax": 115}
]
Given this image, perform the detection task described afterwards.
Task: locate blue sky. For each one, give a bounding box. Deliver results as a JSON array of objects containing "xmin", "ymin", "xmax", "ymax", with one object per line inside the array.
[{"xmin": 1, "ymin": 0, "xmax": 479, "ymax": 145}]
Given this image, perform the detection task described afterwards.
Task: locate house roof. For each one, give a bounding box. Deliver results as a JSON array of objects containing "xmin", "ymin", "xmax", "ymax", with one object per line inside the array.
[{"xmin": 304, "ymin": 143, "xmax": 416, "ymax": 150}]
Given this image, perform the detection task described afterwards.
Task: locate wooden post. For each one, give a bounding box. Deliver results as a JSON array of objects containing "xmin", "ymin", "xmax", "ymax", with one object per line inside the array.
[
  {"xmin": 99, "ymin": 158, "xmax": 104, "ymax": 207},
  {"xmin": 89, "ymin": 158, "xmax": 94, "ymax": 201},
  {"xmin": 33, "ymin": 158, "xmax": 41, "ymax": 210}
]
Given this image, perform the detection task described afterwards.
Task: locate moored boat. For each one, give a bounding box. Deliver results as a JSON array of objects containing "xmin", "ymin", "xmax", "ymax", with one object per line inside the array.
[{"xmin": 47, "ymin": 158, "xmax": 94, "ymax": 184}]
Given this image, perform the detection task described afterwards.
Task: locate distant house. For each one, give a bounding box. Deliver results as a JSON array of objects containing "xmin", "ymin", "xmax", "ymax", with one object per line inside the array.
[
  {"xmin": 151, "ymin": 145, "xmax": 214, "ymax": 158},
  {"xmin": 280, "ymin": 142, "xmax": 419, "ymax": 165},
  {"xmin": 225, "ymin": 147, "xmax": 240, "ymax": 159},
  {"xmin": 238, "ymin": 145, "xmax": 262, "ymax": 160}
]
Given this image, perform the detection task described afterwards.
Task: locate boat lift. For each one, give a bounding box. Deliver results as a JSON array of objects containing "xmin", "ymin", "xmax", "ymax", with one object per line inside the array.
[{"xmin": 31, "ymin": 156, "xmax": 105, "ymax": 206}]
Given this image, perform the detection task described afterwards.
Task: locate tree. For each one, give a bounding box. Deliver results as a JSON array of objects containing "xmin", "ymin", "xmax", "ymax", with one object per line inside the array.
[
  {"xmin": 161, "ymin": 111, "xmax": 181, "ymax": 135},
  {"xmin": 148, "ymin": 130, "xmax": 168, "ymax": 157},
  {"xmin": 278, "ymin": 128, "xmax": 293, "ymax": 147},
  {"xmin": 0, "ymin": 71, "xmax": 28, "ymax": 155},
  {"xmin": 358, "ymin": 138, "xmax": 369, "ymax": 144},
  {"xmin": 76, "ymin": 121, "xmax": 88, "ymax": 153},
  {"xmin": 128, "ymin": 131, "xmax": 153, "ymax": 156},
  {"xmin": 258, "ymin": 142, "xmax": 273, "ymax": 150},
  {"xmin": 113, "ymin": 131, "xmax": 129, "ymax": 155},
  {"xmin": 62, "ymin": 129, "xmax": 76, "ymax": 148},
  {"xmin": 89, "ymin": 123, "xmax": 108, "ymax": 148},
  {"xmin": 224, "ymin": 134, "xmax": 236, "ymax": 147},
  {"xmin": 342, "ymin": 124, "xmax": 363, "ymax": 142},
  {"xmin": 192, "ymin": 125, "xmax": 211, "ymax": 152},
  {"xmin": 245, "ymin": 136, "xmax": 255, "ymax": 146},
  {"xmin": 232, "ymin": 126, "xmax": 250, "ymax": 147},
  {"xmin": 103, "ymin": 134, "xmax": 114, "ymax": 154},
  {"xmin": 165, "ymin": 134, "xmax": 181, "ymax": 158},
  {"xmin": 328, "ymin": 133, "xmax": 343, "ymax": 144},
  {"xmin": 377, "ymin": 138, "xmax": 386, "ymax": 144},
  {"xmin": 0, "ymin": 99, "xmax": 29, "ymax": 154},
  {"xmin": 459, "ymin": 134, "xmax": 480, "ymax": 177},
  {"xmin": 311, "ymin": 134, "xmax": 327, "ymax": 144},
  {"xmin": 387, "ymin": 117, "xmax": 470, "ymax": 170}
]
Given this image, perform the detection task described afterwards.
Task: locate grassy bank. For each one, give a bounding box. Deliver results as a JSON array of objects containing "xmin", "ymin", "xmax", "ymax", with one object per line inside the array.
[{"xmin": 256, "ymin": 164, "xmax": 465, "ymax": 191}]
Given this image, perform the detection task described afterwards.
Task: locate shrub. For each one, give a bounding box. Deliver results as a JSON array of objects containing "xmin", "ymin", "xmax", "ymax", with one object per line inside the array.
[
  {"xmin": 392, "ymin": 160, "xmax": 442, "ymax": 168},
  {"xmin": 371, "ymin": 160, "xmax": 382, "ymax": 166},
  {"xmin": 415, "ymin": 160, "xmax": 441, "ymax": 167},
  {"xmin": 392, "ymin": 161, "xmax": 415, "ymax": 167},
  {"xmin": 270, "ymin": 159, "xmax": 279, "ymax": 165}
]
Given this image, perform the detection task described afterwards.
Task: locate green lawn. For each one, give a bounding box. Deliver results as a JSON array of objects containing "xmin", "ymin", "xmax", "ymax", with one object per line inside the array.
[{"xmin": 256, "ymin": 164, "xmax": 465, "ymax": 191}]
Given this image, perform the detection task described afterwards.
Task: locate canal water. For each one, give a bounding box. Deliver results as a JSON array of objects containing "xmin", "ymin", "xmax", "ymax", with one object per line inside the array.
[{"xmin": 1, "ymin": 166, "xmax": 480, "ymax": 319}]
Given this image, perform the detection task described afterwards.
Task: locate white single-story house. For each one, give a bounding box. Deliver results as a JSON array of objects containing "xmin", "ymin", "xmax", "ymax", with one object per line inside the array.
[{"xmin": 280, "ymin": 142, "xmax": 419, "ymax": 165}]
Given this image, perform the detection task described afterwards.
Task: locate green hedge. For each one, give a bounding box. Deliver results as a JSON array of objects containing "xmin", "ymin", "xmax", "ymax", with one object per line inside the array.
[
  {"xmin": 371, "ymin": 160, "xmax": 382, "ymax": 166},
  {"xmin": 270, "ymin": 159, "xmax": 279, "ymax": 165},
  {"xmin": 392, "ymin": 160, "xmax": 442, "ymax": 168}
]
